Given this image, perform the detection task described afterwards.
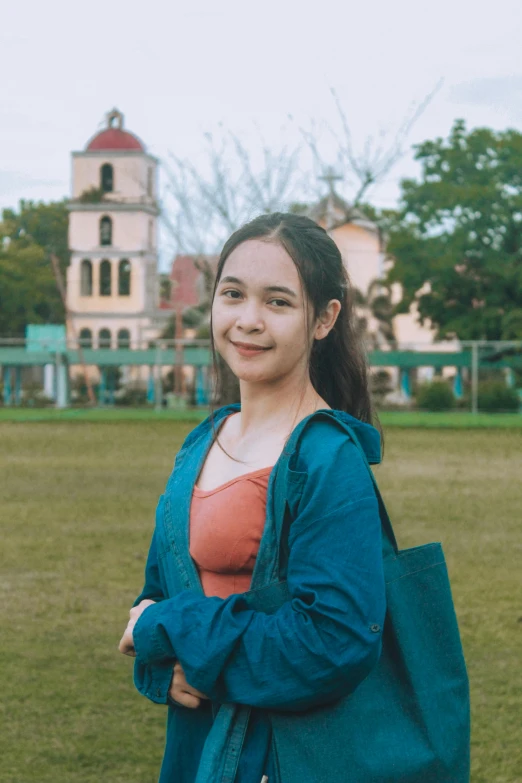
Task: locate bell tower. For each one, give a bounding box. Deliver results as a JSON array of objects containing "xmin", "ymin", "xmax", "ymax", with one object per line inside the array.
[{"xmin": 66, "ymin": 108, "xmax": 160, "ymax": 351}]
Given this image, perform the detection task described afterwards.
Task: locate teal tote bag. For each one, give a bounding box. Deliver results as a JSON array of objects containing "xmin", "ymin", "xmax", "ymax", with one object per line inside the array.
[{"xmin": 269, "ymin": 412, "xmax": 471, "ymax": 783}]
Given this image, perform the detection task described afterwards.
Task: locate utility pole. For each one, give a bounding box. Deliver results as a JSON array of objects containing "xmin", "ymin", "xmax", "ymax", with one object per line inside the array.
[
  {"xmin": 175, "ymin": 306, "xmax": 185, "ymax": 397},
  {"xmin": 471, "ymin": 342, "xmax": 479, "ymax": 415}
]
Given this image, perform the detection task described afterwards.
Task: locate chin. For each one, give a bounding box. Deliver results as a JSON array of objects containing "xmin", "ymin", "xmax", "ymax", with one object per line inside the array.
[{"xmin": 229, "ymin": 362, "xmax": 276, "ymax": 384}]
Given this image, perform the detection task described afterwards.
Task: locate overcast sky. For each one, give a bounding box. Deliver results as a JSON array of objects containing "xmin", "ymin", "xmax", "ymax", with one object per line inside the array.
[{"xmin": 2, "ymin": 0, "xmax": 522, "ymax": 226}]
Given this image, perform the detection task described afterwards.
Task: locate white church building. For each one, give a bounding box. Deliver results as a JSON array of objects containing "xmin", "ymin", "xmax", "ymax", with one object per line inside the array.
[{"xmin": 66, "ymin": 109, "xmax": 168, "ymax": 352}]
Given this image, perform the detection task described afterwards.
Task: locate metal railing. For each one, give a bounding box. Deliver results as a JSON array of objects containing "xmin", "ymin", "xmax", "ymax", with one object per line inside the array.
[{"xmin": 0, "ymin": 338, "xmax": 520, "ymax": 412}]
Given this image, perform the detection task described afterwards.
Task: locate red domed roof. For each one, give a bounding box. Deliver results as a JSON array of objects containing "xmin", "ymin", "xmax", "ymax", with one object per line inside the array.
[
  {"xmin": 85, "ymin": 109, "xmax": 145, "ymax": 152},
  {"xmin": 86, "ymin": 127, "xmax": 144, "ymax": 151}
]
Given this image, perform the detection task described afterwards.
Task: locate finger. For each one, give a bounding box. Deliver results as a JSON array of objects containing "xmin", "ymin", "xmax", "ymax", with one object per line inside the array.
[
  {"xmin": 183, "ymin": 683, "xmax": 209, "ymax": 699},
  {"xmin": 118, "ymin": 639, "xmax": 136, "ymax": 656},
  {"xmin": 170, "ymin": 690, "xmax": 201, "ymax": 709},
  {"xmin": 173, "ymin": 663, "xmax": 209, "ymax": 699},
  {"xmin": 118, "ymin": 627, "xmax": 136, "ymax": 656}
]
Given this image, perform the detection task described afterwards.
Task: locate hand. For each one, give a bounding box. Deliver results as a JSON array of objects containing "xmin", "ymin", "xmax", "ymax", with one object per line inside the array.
[
  {"xmin": 169, "ymin": 662, "xmax": 209, "ymax": 709},
  {"xmin": 118, "ymin": 599, "xmax": 156, "ymax": 657}
]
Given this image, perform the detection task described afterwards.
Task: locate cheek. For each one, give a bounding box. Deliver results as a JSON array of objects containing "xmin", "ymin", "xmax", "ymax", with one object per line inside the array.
[{"xmin": 211, "ymin": 303, "xmax": 232, "ymax": 340}]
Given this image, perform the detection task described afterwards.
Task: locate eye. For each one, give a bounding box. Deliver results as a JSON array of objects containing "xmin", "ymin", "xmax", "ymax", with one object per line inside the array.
[
  {"xmin": 221, "ymin": 289, "xmax": 242, "ymax": 300},
  {"xmin": 268, "ymin": 298, "xmax": 290, "ymax": 308}
]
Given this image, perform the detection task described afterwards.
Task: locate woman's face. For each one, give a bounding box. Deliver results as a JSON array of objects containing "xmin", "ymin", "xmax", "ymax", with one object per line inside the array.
[{"xmin": 212, "ymin": 239, "xmax": 315, "ymax": 386}]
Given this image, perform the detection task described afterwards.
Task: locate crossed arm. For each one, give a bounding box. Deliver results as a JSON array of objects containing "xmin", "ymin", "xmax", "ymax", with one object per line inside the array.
[{"xmin": 119, "ymin": 433, "xmax": 386, "ymax": 712}]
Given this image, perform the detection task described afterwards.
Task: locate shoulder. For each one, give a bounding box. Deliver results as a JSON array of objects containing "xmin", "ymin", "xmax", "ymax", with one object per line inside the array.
[
  {"xmin": 287, "ymin": 411, "xmax": 379, "ymax": 512},
  {"xmin": 286, "ymin": 412, "xmax": 379, "ymax": 533},
  {"xmin": 291, "ymin": 410, "xmax": 379, "ymax": 472}
]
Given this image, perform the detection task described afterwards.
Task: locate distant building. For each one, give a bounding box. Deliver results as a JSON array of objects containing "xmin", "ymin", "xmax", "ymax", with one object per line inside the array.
[
  {"xmin": 160, "ymin": 174, "xmax": 443, "ymax": 358},
  {"xmin": 160, "ymin": 254, "xmax": 218, "ymax": 314},
  {"xmin": 308, "ymin": 178, "xmax": 437, "ymax": 348},
  {"xmin": 66, "ymin": 108, "xmax": 169, "ymax": 351},
  {"xmin": 308, "ymin": 188, "xmax": 385, "ymax": 295}
]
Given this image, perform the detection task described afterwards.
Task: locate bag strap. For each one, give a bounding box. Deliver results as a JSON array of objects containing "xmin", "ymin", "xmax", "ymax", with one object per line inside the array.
[{"xmin": 273, "ymin": 411, "xmax": 398, "ymax": 574}]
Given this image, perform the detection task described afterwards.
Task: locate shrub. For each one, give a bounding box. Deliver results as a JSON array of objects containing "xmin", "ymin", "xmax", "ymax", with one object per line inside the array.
[
  {"xmin": 371, "ymin": 370, "xmax": 394, "ymax": 407},
  {"xmin": 478, "ymin": 381, "xmax": 520, "ymax": 413},
  {"xmin": 116, "ymin": 389, "xmax": 148, "ymax": 407},
  {"xmin": 416, "ymin": 381, "xmax": 455, "ymax": 412}
]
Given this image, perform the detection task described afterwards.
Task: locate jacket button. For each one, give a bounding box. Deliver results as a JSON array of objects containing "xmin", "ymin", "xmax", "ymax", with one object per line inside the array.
[
  {"xmin": 156, "ymin": 688, "xmax": 162, "ymax": 697},
  {"xmin": 370, "ymin": 624, "xmax": 381, "ymax": 633}
]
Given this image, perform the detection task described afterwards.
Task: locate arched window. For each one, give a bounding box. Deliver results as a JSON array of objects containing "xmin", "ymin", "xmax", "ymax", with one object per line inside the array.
[
  {"xmin": 80, "ymin": 259, "xmax": 92, "ymax": 296},
  {"xmin": 117, "ymin": 328, "xmax": 131, "ymax": 349},
  {"xmin": 98, "ymin": 328, "xmax": 112, "ymax": 349},
  {"xmin": 100, "ymin": 215, "xmax": 112, "ymax": 246},
  {"xmin": 147, "ymin": 167, "xmax": 153, "ymax": 197},
  {"xmin": 148, "ymin": 219, "xmax": 153, "ymax": 248},
  {"xmin": 99, "ymin": 260, "xmax": 112, "ymax": 296},
  {"xmin": 118, "ymin": 259, "xmax": 131, "ymax": 296},
  {"xmin": 79, "ymin": 328, "xmax": 92, "ymax": 349},
  {"xmin": 101, "ymin": 163, "xmax": 114, "ymax": 193}
]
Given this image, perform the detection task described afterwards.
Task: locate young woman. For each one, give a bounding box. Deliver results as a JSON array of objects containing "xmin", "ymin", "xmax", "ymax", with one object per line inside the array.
[{"xmin": 118, "ymin": 212, "xmax": 387, "ymax": 782}]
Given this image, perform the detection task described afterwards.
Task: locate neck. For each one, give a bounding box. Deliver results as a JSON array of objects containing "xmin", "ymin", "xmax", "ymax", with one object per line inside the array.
[{"xmin": 237, "ymin": 371, "xmax": 326, "ymax": 437}]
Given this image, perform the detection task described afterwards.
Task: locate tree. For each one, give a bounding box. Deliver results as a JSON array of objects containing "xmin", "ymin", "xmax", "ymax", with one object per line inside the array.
[
  {"xmin": 386, "ymin": 120, "xmax": 522, "ymax": 340},
  {"xmin": 2, "ymin": 200, "xmax": 69, "ymax": 275},
  {"xmin": 354, "ymin": 279, "xmax": 397, "ymax": 350},
  {"xmin": 0, "ymin": 200, "xmax": 68, "ymax": 336},
  {"xmin": 161, "ymin": 126, "xmax": 300, "ymax": 255},
  {"xmin": 160, "ymin": 128, "xmax": 301, "ymax": 403},
  {"xmin": 296, "ymin": 83, "xmax": 442, "ymax": 207},
  {"xmin": 0, "ymin": 241, "xmax": 63, "ymax": 336}
]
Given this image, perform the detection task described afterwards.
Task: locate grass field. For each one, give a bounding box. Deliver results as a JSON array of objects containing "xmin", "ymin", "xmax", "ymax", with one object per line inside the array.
[
  {"xmin": 1, "ymin": 405, "xmax": 522, "ymax": 428},
  {"xmin": 1, "ymin": 420, "xmax": 521, "ymax": 782}
]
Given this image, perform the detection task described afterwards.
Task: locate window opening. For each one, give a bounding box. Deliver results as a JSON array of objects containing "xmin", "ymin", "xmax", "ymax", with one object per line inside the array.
[
  {"xmin": 118, "ymin": 259, "xmax": 131, "ymax": 296},
  {"xmin": 80, "ymin": 259, "xmax": 93, "ymax": 296},
  {"xmin": 99, "ymin": 259, "xmax": 112, "ymax": 296}
]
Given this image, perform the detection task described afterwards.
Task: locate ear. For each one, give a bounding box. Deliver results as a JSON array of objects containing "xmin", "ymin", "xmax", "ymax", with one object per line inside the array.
[{"xmin": 313, "ymin": 299, "xmax": 342, "ymax": 341}]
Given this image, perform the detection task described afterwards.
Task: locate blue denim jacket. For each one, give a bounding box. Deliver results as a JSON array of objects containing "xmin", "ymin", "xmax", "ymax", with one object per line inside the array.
[{"xmin": 131, "ymin": 404, "xmax": 386, "ymax": 783}]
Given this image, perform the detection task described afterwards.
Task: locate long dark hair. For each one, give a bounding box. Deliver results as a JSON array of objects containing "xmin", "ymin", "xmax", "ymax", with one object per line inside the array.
[{"xmin": 210, "ymin": 212, "xmax": 377, "ymax": 425}]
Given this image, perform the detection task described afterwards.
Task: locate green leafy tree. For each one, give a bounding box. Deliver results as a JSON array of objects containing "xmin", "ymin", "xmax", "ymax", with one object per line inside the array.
[
  {"xmin": 387, "ymin": 120, "xmax": 522, "ymax": 340},
  {"xmin": 0, "ymin": 241, "xmax": 64, "ymax": 336},
  {"xmin": 0, "ymin": 200, "xmax": 68, "ymax": 336}
]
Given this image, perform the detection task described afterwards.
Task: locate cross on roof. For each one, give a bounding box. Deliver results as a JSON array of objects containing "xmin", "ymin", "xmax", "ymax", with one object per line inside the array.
[{"xmin": 319, "ymin": 166, "xmax": 343, "ymax": 194}]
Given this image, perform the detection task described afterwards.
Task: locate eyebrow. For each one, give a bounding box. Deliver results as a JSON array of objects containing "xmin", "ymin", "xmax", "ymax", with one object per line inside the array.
[{"xmin": 219, "ymin": 276, "xmax": 298, "ymax": 299}]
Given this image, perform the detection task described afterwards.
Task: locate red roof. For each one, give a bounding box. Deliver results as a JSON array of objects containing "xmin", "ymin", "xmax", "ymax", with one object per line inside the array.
[{"xmin": 86, "ymin": 128, "xmax": 144, "ymax": 152}]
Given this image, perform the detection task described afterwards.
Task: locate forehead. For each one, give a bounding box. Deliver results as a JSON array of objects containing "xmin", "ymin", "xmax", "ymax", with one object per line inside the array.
[{"xmin": 222, "ymin": 239, "xmax": 301, "ymax": 290}]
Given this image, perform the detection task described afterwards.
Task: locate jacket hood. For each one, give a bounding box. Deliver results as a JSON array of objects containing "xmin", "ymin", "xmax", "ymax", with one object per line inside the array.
[{"xmin": 332, "ymin": 410, "xmax": 382, "ymax": 465}]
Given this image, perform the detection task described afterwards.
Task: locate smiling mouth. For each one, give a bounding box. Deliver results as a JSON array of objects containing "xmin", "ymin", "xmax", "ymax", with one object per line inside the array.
[
  {"xmin": 231, "ymin": 341, "xmax": 272, "ymax": 354},
  {"xmin": 232, "ymin": 341, "xmax": 271, "ymax": 350}
]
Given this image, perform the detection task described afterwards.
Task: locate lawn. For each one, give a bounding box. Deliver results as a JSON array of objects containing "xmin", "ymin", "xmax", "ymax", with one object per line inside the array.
[
  {"xmin": 1, "ymin": 421, "xmax": 521, "ymax": 782},
  {"xmin": 1, "ymin": 405, "xmax": 522, "ymax": 429}
]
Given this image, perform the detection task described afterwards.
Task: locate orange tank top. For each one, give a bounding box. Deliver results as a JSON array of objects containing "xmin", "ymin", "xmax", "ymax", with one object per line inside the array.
[{"xmin": 189, "ymin": 466, "xmax": 274, "ymax": 598}]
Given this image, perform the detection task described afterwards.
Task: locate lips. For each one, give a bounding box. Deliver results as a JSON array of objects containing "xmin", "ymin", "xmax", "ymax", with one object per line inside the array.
[
  {"xmin": 231, "ymin": 341, "xmax": 272, "ymax": 356},
  {"xmin": 232, "ymin": 341, "xmax": 271, "ymax": 350}
]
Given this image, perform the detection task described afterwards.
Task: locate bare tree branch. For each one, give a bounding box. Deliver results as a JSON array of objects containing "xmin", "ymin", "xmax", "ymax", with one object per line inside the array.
[
  {"xmin": 298, "ymin": 81, "xmax": 444, "ymax": 205},
  {"xmin": 161, "ymin": 125, "xmax": 301, "ymax": 254}
]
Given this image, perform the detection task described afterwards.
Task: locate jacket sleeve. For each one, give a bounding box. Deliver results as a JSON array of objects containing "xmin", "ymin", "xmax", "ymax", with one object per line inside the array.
[
  {"xmin": 132, "ymin": 523, "xmax": 175, "ymax": 706},
  {"xmin": 132, "ymin": 421, "xmax": 386, "ymax": 711}
]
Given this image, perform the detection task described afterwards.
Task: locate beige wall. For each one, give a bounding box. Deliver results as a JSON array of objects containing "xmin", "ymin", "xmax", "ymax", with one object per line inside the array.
[
  {"xmin": 72, "ymin": 154, "xmax": 157, "ymax": 204},
  {"xmin": 67, "ymin": 315, "xmax": 152, "ymax": 349},
  {"xmin": 328, "ymin": 223, "xmax": 438, "ymax": 347},
  {"xmin": 69, "ymin": 210, "xmax": 155, "ymax": 252},
  {"xmin": 330, "ymin": 223, "xmax": 383, "ymax": 295},
  {"xmin": 66, "ymin": 256, "xmax": 148, "ymax": 314}
]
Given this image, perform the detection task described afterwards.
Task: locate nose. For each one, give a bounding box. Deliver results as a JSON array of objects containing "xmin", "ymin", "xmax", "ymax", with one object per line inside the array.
[{"xmin": 235, "ymin": 299, "xmax": 264, "ymax": 333}]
